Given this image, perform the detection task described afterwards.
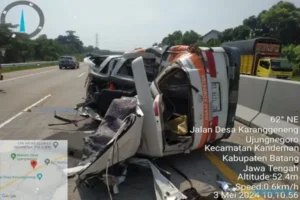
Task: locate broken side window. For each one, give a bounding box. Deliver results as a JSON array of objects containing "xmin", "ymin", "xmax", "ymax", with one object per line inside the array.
[
  {"xmin": 100, "ymin": 62, "xmax": 109, "ymax": 74},
  {"xmin": 117, "ymin": 59, "xmax": 134, "ymax": 77},
  {"xmin": 117, "ymin": 58, "xmax": 157, "ymax": 81}
]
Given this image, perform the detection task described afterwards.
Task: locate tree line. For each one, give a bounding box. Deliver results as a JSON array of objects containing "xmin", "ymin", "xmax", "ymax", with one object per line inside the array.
[
  {"xmin": 153, "ymin": 1, "xmax": 300, "ymax": 68},
  {"xmin": 0, "ymin": 24, "xmax": 122, "ymax": 63}
]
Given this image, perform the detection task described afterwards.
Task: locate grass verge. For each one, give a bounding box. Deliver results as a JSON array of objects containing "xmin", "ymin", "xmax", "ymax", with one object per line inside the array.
[
  {"xmin": 3, "ymin": 63, "xmax": 57, "ymax": 73},
  {"xmin": 292, "ymin": 75, "xmax": 300, "ymax": 81}
]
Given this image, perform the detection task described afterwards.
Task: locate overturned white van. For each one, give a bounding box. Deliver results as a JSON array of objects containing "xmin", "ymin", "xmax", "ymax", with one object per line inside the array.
[{"xmin": 73, "ymin": 45, "xmax": 241, "ymax": 184}]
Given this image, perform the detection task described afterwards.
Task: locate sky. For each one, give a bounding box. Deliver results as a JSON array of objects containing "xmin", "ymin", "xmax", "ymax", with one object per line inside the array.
[{"xmin": 1, "ymin": 0, "xmax": 300, "ymax": 51}]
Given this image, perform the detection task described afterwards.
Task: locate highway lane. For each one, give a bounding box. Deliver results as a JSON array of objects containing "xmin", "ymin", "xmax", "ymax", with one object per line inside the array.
[
  {"xmin": 0, "ymin": 64, "xmax": 87, "ymax": 138},
  {"xmin": 0, "ymin": 65, "xmax": 299, "ymax": 200}
]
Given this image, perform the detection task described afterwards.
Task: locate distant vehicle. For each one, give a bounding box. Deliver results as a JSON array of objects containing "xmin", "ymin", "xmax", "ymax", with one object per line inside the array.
[
  {"xmin": 0, "ymin": 64, "xmax": 3, "ymax": 80},
  {"xmin": 59, "ymin": 56, "xmax": 79, "ymax": 69},
  {"xmin": 222, "ymin": 37, "xmax": 293, "ymax": 79}
]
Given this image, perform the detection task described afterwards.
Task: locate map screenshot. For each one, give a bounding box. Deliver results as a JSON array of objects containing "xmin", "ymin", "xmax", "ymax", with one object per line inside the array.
[{"xmin": 0, "ymin": 140, "xmax": 68, "ymax": 200}]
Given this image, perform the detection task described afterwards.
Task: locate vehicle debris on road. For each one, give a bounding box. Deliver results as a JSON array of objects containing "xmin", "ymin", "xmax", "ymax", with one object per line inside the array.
[{"xmin": 56, "ymin": 44, "xmax": 241, "ymax": 199}]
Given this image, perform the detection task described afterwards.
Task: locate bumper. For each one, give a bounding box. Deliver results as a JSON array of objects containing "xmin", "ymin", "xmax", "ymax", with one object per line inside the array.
[
  {"xmin": 276, "ymin": 76, "xmax": 290, "ymax": 79},
  {"xmin": 59, "ymin": 64, "xmax": 76, "ymax": 68}
]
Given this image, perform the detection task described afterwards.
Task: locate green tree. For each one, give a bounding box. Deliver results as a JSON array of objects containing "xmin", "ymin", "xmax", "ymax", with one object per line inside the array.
[
  {"xmin": 259, "ymin": 1, "xmax": 300, "ymax": 44},
  {"xmin": 84, "ymin": 45, "xmax": 95, "ymax": 53},
  {"xmin": 0, "ymin": 24, "xmax": 89, "ymax": 63},
  {"xmin": 180, "ymin": 30, "xmax": 201, "ymax": 45},
  {"xmin": 207, "ymin": 39, "xmax": 221, "ymax": 47},
  {"xmin": 231, "ymin": 25, "xmax": 251, "ymax": 40},
  {"xmin": 55, "ymin": 30, "xmax": 84, "ymax": 54},
  {"xmin": 37, "ymin": 34, "xmax": 47, "ymax": 40},
  {"xmin": 161, "ymin": 30, "xmax": 183, "ymax": 45},
  {"xmin": 242, "ymin": 15, "xmax": 270, "ymax": 38},
  {"xmin": 221, "ymin": 28, "xmax": 234, "ymax": 42},
  {"xmin": 282, "ymin": 45, "xmax": 300, "ymax": 64}
]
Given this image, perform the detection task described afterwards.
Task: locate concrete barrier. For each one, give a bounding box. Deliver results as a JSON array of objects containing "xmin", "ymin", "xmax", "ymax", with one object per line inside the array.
[
  {"xmin": 259, "ymin": 78, "xmax": 300, "ymax": 126},
  {"xmin": 236, "ymin": 75, "xmax": 300, "ymax": 147},
  {"xmin": 235, "ymin": 75, "xmax": 268, "ymax": 126}
]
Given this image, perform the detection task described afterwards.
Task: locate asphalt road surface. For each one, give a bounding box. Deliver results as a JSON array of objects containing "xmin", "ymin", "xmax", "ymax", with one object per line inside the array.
[{"xmin": 0, "ymin": 64, "xmax": 299, "ymax": 200}]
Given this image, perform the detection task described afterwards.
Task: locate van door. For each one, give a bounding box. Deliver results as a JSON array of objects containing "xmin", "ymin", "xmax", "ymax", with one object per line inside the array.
[{"xmin": 131, "ymin": 57, "xmax": 164, "ymax": 157}]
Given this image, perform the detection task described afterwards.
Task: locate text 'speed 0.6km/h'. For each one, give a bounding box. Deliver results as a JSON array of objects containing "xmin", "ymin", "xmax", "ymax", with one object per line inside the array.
[{"xmin": 0, "ymin": 140, "xmax": 68, "ymax": 200}]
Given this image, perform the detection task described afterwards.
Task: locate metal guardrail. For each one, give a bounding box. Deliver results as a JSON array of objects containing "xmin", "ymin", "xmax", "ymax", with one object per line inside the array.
[{"xmin": 2, "ymin": 61, "xmax": 58, "ymax": 68}]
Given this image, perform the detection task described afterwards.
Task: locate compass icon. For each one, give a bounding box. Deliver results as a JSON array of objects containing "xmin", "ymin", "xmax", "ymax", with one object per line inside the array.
[{"xmin": 0, "ymin": 1, "xmax": 45, "ymax": 38}]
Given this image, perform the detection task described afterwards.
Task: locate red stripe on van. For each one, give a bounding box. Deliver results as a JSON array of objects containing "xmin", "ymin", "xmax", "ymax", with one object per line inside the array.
[
  {"xmin": 205, "ymin": 51, "xmax": 216, "ymax": 77},
  {"xmin": 209, "ymin": 117, "xmax": 219, "ymax": 141}
]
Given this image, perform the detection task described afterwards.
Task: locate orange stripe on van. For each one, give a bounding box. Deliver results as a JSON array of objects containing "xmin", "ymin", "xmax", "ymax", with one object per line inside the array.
[
  {"xmin": 188, "ymin": 54, "xmax": 210, "ymax": 149},
  {"xmin": 168, "ymin": 45, "xmax": 189, "ymax": 62},
  {"xmin": 133, "ymin": 49, "xmax": 145, "ymax": 53}
]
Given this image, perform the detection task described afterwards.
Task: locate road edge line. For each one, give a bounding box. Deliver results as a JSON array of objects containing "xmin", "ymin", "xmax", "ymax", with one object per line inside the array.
[
  {"xmin": 0, "ymin": 69, "xmax": 57, "ymax": 83},
  {"xmin": 0, "ymin": 94, "xmax": 52, "ymax": 129},
  {"xmin": 77, "ymin": 72, "xmax": 85, "ymax": 78}
]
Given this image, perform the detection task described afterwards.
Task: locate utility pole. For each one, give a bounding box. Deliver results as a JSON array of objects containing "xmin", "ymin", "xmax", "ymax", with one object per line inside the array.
[{"xmin": 95, "ymin": 33, "xmax": 99, "ymax": 49}]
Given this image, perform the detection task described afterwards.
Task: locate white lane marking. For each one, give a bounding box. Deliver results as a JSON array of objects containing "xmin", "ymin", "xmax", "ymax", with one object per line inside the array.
[
  {"xmin": 0, "ymin": 112, "xmax": 23, "ymax": 129},
  {"xmin": 0, "ymin": 69, "xmax": 57, "ymax": 83},
  {"xmin": 0, "ymin": 94, "xmax": 51, "ymax": 129},
  {"xmin": 77, "ymin": 72, "xmax": 85, "ymax": 77}
]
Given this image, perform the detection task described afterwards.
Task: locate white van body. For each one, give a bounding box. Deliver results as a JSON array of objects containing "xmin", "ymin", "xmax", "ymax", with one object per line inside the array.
[{"xmin": 133, "ymin": 46, "xmax": 240, "ymax": 157}]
